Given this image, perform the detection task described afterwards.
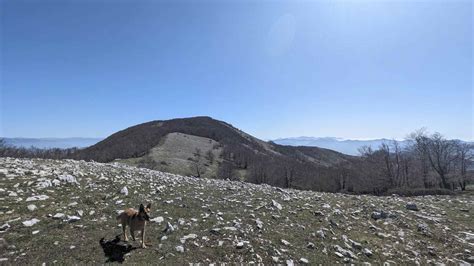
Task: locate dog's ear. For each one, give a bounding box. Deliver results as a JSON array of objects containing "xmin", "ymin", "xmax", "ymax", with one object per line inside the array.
[
  {"xmin": 139, "ymin": 204, "xmax": 145, "ymax": 212},
  {"xmin": 146, "ymin": 203, "xmax": 151, "ymax": 210}
]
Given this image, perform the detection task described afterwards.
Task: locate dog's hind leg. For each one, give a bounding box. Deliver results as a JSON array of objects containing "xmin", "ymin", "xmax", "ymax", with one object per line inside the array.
[{"xmin": 130, "ymin": 227, "xmax": 136, "ymax": 241}]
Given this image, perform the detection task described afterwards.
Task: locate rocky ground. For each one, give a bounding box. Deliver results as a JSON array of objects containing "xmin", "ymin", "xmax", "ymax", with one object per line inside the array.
[{"xmin": 0, "ymin": 157, "xmax": 473, "ymax": 265}]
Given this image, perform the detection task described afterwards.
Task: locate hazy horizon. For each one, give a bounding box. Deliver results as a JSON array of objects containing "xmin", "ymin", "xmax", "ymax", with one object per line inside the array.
[
  {"xmin": 2, "ymin": 0, "xmax": 472, "ymax": 141},
  {"xmin": 3, "ymin": 127, "xmax": 474, "ymax": 142}
]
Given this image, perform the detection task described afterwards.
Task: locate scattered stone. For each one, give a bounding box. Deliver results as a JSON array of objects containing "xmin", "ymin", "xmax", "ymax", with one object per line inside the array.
[
  {"xmin": 175, "ymin": 245, "xmax": 184, "ymax": 253},
  {"xmin": 334, "ymin": 244, "xmax": 358, "ymax": 259},
  {"xmin": 37, "ymin": 180, "xmax": 52, "ymax": 188},
  {"xmin": 27, "ymin": 204, "xmax": 37, "ymax": 211},
  {"xmin": 417, "ymin": 223, "xmax": 429, "ymax": 233},
  {"xmin": 371, "ymin": 210, "xmax": 396, "ymax": 220},
  {"xmin": 67, "ymin": 215, "xmax": 81, "ymax": 223},
  {"xmin": 53, "ymin": 213, "xmax": 65, "ymax": 220},
  {"xmin": 406, "ymin": 203, "xmax": 419, "ymax": 211},
  {"xmin": 22, "ymin": 218, "xmax": 40, "ymax": 227},
  {"xmin": 163, "ymin": 222, "xmax": 174, "ymax": 233},
  {"xmin": 281, "ymin": 239, "xmax": 291, "ymax": 246},
  {"xmin": 316, "ymin": 229, "xmax": 326, "ymax": 239},
  {"xmin": 363, "ymin": 248, "xmax": 373, "ymax": 257},
  {"xmin": 255, "ymin": 219, "xmax": 263, "ymax": 230},
  {"xmin": 350, "ymin": 239, "xmax": 362, "ymax": 250},
  {"xmin": 0, "ymin": 224, "xmax": 10, "ymax": 232},
  {"xmin": 272, "ymin": 200, "xmax": 282, "ymax": 210},
  {"xmin": 299, "ymin": 258, "xmax": 309, "ymax": 264},
  {"xmin": 150, "ymin": 217, "xmax": 164, "ymax": 223},
  {"xmin": 26, "ymin": 195, "xmax": 49, "ymax": 202},
  {"xmin": 180, "ymin": 234, "xmax": 197, "ymax": 243},
  {"xmin": 371, "ymin": 211, "xmax": 383, "ymax": 220},
  {"xmin": 120, "ymin": 186, "xmax": 128, "ymax": 196},
  {"xmin": 57, "ymin": 174, "xmax": 79, "ymax": 185},
  {"xmin": 236, "ymin": 242, "xmax": 244, "ymax": 249}
]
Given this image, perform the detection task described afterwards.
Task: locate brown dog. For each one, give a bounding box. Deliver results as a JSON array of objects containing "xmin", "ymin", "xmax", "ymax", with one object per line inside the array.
[{"xmin": 116, "ymin": 203, "xmax": 151, "ymax": 248}]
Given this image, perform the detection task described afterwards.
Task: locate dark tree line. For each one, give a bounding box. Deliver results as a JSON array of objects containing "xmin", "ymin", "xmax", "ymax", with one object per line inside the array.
[
  {"xmin": 0, "ymin": 139, "xmax": 80, "ymax": 159},
  {"xmin": 353, "ymin": 129, "xmax": 473, "ymax": 194}
]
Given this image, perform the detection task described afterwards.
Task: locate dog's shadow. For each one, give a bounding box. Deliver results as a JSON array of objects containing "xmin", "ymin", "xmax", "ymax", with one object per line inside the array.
[{"xmin": 99, "ymin": 235, "xmax": 137, "ymax": 263}]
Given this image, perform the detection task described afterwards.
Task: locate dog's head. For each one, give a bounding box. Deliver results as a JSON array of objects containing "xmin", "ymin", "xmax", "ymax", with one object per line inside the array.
[{"xmin": 138, "ymin": 203, "xmax": 151, "ymax": 221}]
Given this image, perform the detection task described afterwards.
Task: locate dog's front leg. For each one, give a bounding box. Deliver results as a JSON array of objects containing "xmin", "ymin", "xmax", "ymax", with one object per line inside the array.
[{"xmin": 141, "ymin": 225, "xmax": 146, "ymax": 248}]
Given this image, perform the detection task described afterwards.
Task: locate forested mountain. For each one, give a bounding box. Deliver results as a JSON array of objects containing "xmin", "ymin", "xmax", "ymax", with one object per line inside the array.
[{"xmin": 76, "ymin": 116, "xmax": 354, "ymax": 192}]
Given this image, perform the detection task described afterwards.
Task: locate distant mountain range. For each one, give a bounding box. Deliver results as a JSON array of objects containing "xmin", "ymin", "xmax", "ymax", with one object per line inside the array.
[
  {"xmin": 2, "ymin": 138, "xmax": 103, "ymax": 149},
  {"xmin": 273, "ymin": 137, "xmax": 411, "ymax": 155},
  {"xmin": 272, "ymin": 137, "xmax": 473, "ymax": 155}
]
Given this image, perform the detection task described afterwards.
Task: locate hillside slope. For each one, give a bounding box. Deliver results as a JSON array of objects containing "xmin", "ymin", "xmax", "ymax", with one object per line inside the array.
[
  {"xmin": 1, "ymin": 158, "xmax": 473, "ymax": 264},
  {"xmin": 77, "ymin": 117, "xmax": 354, "ymax": 192}
]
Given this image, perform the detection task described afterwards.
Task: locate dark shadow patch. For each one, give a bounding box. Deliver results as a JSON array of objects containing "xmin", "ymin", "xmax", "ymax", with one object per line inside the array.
[{"xmin": 99, "ymin": 235, "xmax": 136, "ymax": 263}]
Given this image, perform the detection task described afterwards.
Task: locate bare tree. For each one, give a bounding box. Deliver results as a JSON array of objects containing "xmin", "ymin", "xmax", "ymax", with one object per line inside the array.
[
  {"xmin": 454, "ymin": 141, "xmax": 473, "ymax": 190},
  {"xmin": 284, "ymin": 164, "xmax": 295, "ymax": 188},
  {"xmin": 425, "ymin": 133, "xmax": 459, "ymax": 189},
  {"xmin": 190, "ymin": 148, "xmax": 204, "ymax": 177},
  {"xmin": 408, "ymin": 129, "xmax": 432, "ymax": 188},
  {"xmin": 358, "ymin": 145, "xmax": 374, "ymax": 158},
  {"xmin": 205, "ymin": 149, "xmax": 215, "ymax": 164},
  {"xmin": 378, "ymin": 140, "xmax": 403, "ymax": 188},
  {"xmin": 379, "ymin": 142, "xmax": 394, "ymax": 187},
  {"xmin": 400, "ymin": 145, "xmax": 415, "ymax": 187}
]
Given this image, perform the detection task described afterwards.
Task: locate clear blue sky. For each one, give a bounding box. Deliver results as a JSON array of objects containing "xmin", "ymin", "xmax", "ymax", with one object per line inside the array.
[{"xmin": 1, "ymin": 0, "xmax": 472, "ymax": 140}]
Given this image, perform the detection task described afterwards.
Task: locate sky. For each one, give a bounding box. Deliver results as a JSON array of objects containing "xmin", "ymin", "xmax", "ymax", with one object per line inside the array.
[{"xmin": 1, "ymin": 0, "xmax": 472, "ymax": 141}]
